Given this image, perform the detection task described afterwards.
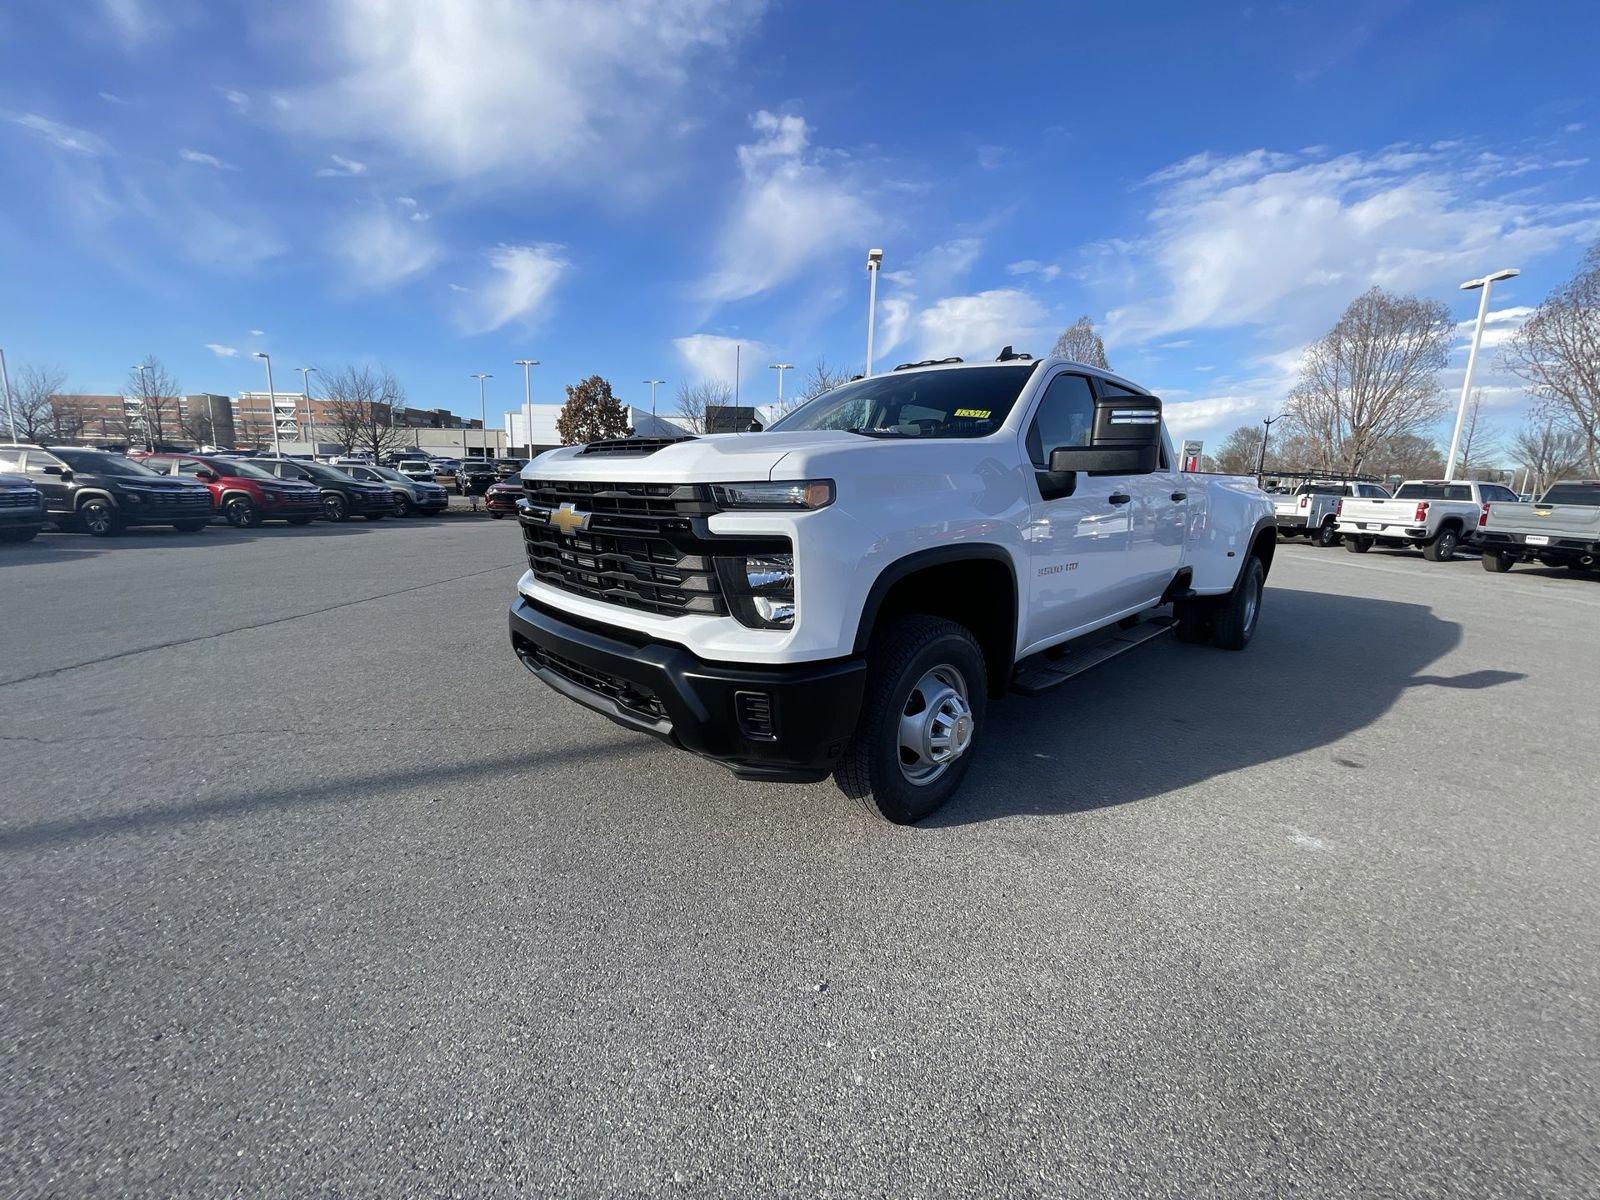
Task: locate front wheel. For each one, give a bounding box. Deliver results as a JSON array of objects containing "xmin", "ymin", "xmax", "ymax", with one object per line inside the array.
[
  {"xmin": 322, "ymin": 493, "xmax": 349, "ymax": 522},
  {"xmin": 223, "ymin": 496, "xmax": 261, "ymax": 528},
  {"xmin": 1481, "ymin": 551, "xmax": 1515, "ymax": 573},
  {"xmin": 1344, "ymin": 536, "xmax": 1372, "ymax": 554},
  {"xmin": 1422, "ymin": 526, "xmax": 1460, "ymax": 561},
  {"xmin": 78, "ymin": 498, "xmax": 121, "ymax": 537},
  {"xmin": 392, "ymin": 494, "xmax": 411, "ymax": 517},
  {"xmin": 1315, "ymin": 520, "xmax": 1341, "ymax": 548},
  {"xmin": 1211, "ymin": 554, "xmax": 1265, "ymax": 651},
  {"xmin": 834, "ymin": 615, "xmax": 987, "ymax": 825}
]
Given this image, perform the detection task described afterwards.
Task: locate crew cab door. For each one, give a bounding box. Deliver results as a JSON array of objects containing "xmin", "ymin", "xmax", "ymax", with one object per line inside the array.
[
  {"xmin": 15, "ymin": 449, "xmax": 72, "ymax": 514},
  {"xmin": 1020, "ymin": 372, "xmax": 1178, "ymax": 647}
]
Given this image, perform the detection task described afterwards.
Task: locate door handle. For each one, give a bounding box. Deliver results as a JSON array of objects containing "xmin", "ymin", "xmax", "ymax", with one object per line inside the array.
[
  {"xmin": 1108, "ymin": 493, "xmax": 1131, "ymax": 506},
  {"xmin": 1170, "ymin": 491, "xmax": 1187, "ymax": 502}
]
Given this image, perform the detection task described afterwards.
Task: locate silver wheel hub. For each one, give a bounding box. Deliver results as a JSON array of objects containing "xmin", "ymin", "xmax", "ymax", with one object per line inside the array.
[{"xmin": 897, "ymin": 665, "xmax": 973, "ymax": 785}]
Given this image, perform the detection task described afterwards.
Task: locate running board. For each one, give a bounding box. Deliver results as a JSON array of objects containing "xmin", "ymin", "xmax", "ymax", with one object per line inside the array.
[{"xmin": 1011, "ymin": 616, "xmax": 1174, "ymax": 696}]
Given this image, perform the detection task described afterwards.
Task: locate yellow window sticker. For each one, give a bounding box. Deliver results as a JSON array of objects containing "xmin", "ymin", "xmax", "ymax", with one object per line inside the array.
[{"xmin": 954, "ymin": 408, "xmax": 991, "ymax": 419}]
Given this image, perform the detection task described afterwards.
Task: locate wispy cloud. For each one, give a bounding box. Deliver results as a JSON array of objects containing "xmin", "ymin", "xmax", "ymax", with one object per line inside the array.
[
  {"xmin": 100, "ymin": 0, "xmax": 160, "ymax": 45},
  {"xmin": 457, "ymin": 243, "xmax": 568, "ymax": 334},
  {"xmin": 330, "ymin": 202, "xmax": 440, "ymax": 291},
  {"xmin": 219, "ymin": 88, "xmax": 251, "ymax": 114},
  {"xmin": 315, "ymin": 154, "xmax": 368, "ymax": 178},
  {"xmin": 395, "ymin": 196, "xmax": 430, "ymax": 222},
  {"xmin": 180, "ymin": 148, "xmax": 237, "ymax": 171},
  {"xmin": 700, "ymin": 111, "xmax": 875, "ymax": 303},
  {"xmin": 908, "ymin": 289, "xmax": 1051, "ymax": 361},
  {"xmin": 12, "ymin": 112, "xmax": 110, "ymax": 155},
  {"xmin": 673, "ymin": 333, "xmax": 769, "ymax": 389},
  {"xmin": 98, "ymin": 92, "xmax": 128, "ymax": 106},
  {"xmin": 1007, "ymin": 259, "xmax": 1062, "ymax": 282},
  {"xmin": 205, "ymin": 343, "xmax": 239, "ymax": 358},
  {"xmin": 249, "ymin": 329, "xmax": 267, "ymax": 337}
]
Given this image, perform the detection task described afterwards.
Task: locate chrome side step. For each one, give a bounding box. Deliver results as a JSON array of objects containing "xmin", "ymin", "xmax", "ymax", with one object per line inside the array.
[{"xmin": 1011, "ymin": 616, "xmax": 1174, "ymax": 696}]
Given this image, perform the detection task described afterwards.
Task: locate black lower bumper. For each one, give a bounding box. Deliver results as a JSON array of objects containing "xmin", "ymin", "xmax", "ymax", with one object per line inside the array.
[
  {"xmin": 1478, "ymin": 530, "xmax": 1600, "ymax": 561},
  {"xmin": 509, "ymin": 596, "xmax": 866, "ymax": 782}
]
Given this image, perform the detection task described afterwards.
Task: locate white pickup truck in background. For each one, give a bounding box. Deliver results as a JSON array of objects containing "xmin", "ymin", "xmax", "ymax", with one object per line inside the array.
[
  {"xmin": 1476, "ymin": 480, "xmax": 1600, "ymax": 574},
  {"xmin": 1273, "ymin": 480, "xmax": 1391, "ymax": 547},
  {"xmin": 1335, "ymin": 479, "xmax": 1522, "ymax": 561}
]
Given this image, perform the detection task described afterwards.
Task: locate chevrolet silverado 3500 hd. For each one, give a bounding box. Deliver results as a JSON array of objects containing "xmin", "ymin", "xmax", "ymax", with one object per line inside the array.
[{"xmin": 507, "ymin": 355, "xmax": 1276, "ymax": 822}]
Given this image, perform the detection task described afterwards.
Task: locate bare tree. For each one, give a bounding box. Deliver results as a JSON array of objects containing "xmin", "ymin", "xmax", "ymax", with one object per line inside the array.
[
  {"xmin": 1212, "ymin": 424, "xmax": 1265, "ymax": 475},
  {"xmin": 1510, "ymin": 417, "xmax": 1588, "ymax": 496},
  {"xmin": 7, "ymin": 363, "xmax": 68, "ymax": 442},
  {"xmin": 555, "ymin": 376, "xmax": 631, "ymax": 444},
  {"xmin": 673, "ymin": 380, "xmax": 732, "ymax": 435},
  {"xmin": 1050, "ymin": 315, "xmax": 1110, "ymax": 369},
  {"xmin": 180, "ymin": 395, "xmax": 225, "ymax": 448},
  {"xmin": 1503, "ymin": 241, "xmax": 1600, "ymax": 472},
  {"xmin": 1283, "ymin": 286, "xmax": 1453, "ymax": 473},
  {"xmin": 322, "ymin": 365, "xmax": 408, "ymax": 459},
  {"xmin": 1454, "ymin": 389, "xmax": 1501, "ymax": 477},
  {"xmin": 125, "ymin": 355, "xmax": 181, "ymax": 449},
  {"xmin": 799, "ymin": 358, "xmax": 849, "ymax": 405},
  {"xmin": 1365, "ymin": 432, "xmax": 1446, "ymax": 482}
]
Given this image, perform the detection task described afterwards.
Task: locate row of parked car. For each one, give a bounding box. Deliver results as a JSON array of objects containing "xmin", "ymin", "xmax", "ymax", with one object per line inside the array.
[
  {"xmin": 1272, "ymin": 475, "xmax": 1600, "ymax": 576},
  {"xmin": 0, "ymin": 442, "xmax": 528, "ymax": 540}
]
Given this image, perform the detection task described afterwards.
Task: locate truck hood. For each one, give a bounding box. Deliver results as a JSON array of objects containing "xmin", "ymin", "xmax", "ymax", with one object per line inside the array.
[{"xmin": 523, "ymin": 431, "xmax": 868, "ymax": 483}]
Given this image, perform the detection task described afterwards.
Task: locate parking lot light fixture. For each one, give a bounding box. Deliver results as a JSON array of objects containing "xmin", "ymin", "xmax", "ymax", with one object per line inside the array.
[
  {"xmin": 296, "ymin": 366, "xmax": 318, "ymax": 449},
  {"xmin": 643, "ymin": 379, "xmax": 664, "ymax": 423},
  {"xmin": 2, "ymin": 347, "xmax": 19, "ymax": 442},
  {"xmin": 769, "ymin": 363, "xmax": 793, "ymax": 412},
  {"xmin": 514, "ymin": 360, "xmax": 538, "ymax": 458},
  {"xmin": 1445, "ymin": 268, "xmax": 1519, "ymax": 481},
  {"xmin": 471, "ymin": 372, "xmax": 492, "ymax": 459},
  {"xmin": 865, "ymin": 248, "xmax": 884, "ymax": 377},
  {"xmin": 1256, "ymin": 414, "xmax": 1280, "ymax": 477},
  {"xmin": 253, "ymin": 351, "xmax": 279, "ymax": 455}
]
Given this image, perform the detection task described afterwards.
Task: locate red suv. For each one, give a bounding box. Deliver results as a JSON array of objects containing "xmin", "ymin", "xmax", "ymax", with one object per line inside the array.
[{"xmin": 135, "ymin": 453, "xmax": 324, "ymax": 527}]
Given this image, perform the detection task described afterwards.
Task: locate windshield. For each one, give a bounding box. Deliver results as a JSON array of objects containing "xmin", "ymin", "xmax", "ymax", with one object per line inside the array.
[
  {"xmin": 366, "ymin": 466, "xmax": 410, "ymax": 483},
  {"xmin": 299, "ymin": 461, "xmax": 356, "ymax": 483},
  {"xmin": 204, "ymin": 458, "xmax": 277, "ymax": 481},
  {"xmin": 1542, "ymin": 482, "xmax": 1600, "ymax": 505},
  {"xmin": 1295, "ymin": 483, "xmax": 1347, "ymax": 496},
  {"xmin": 767, "ymin": 365, "xmax": 1038, "ymax": 438},
  {"xmin": 56, "ymin": 450, "xmax": 159, "ymax": 477}
]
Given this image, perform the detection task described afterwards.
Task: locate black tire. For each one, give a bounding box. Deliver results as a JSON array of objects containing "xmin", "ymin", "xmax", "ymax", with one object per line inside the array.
[
  {"xmin": 222, "ymin": 495, "xmax": 261, "ymax": 528},
  {"xmin": 1481, "ymin": 551, "xmax": 1515, "ymax": 573},
  {"xmin": 78, "ymin": 497, "xmax": 121, "ymax": 537},
  {"xmin": 173, "ymin": 520, "xmax": 208, "ymax": 533},
  {"xmin": 1315, "ymin": 520, "xmax": 1340, "ymax": 548},
  {"xmin": 392, "ymin": 494, "xmax": 411, "ymax": 517},
  {"xmin": 286, "ymin": 515, "xmax": 315, "ymax": 526},
  {"xmin": 1344, "ymin": 536, "xmax": 1372, "ymax": 554},
  {"xmin": 322, "ymin": 493, "xmax": 350, "ymax": 522},
  {"xmin": 0, "ymin": 527, "xmax": 39, "ymax": 543},
  {"xmin": 834, "ymin": 615, "xmax": 986, "ymax": 824},
  {"xmin": 1211, "ymin": 555, "xmax": 1265, "ymax": 651},
  {"xmin": 1422, "ymin": 525, "xmax": 1460, "ymax": 562}
]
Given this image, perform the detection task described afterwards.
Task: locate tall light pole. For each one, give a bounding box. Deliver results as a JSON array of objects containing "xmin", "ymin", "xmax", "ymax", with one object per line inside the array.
[
  {"xmin": 643, "ymin": 379, "xmax": 664, "ymax": 426},
  {"xmin": 865, "ymin": 247, "xmax": 884, "ymax": 376},
  {"xmin": 296, "ymin": 366, "xmax": 318, "ymax": 451},
  {"xmin": 253, "ymin": 351, "xmax": 279, "ymax": 455},
  {"xmin": 471, "ymin": 372, "xmax": 492, "ymax": 459},
  {"xmin": 1445, "ymin": 267, "xmax": 1519, "ymax": 481},
  {"xmin": 769, "ymin": 362, "xmax": 793, "ymax": 414},
  {"xmin": 0, "ymin": 348, "xmax": 16, "ymax": 443},
  {"xmin": 514, "ymin": 359, "xmax": 538, "ymax": 458},
  {"xmin": 734, "ymin": 344, "xmax": 741, "ymax": 409},
  {"xmin": 130, "ymin": 362, "xmax": 153, "ymax": 450},
  {"xmin": 1256, "ymin": 414, "xmax": 1281, "ymax": 478}
]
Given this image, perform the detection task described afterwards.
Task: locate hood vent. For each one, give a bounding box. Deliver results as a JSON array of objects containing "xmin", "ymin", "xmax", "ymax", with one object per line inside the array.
[{"xmin": 578, "ymin": 436, "xmax": 699, "ymax": 457}]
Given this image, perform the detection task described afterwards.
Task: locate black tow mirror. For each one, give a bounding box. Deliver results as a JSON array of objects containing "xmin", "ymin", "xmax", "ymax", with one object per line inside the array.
[
  {"xmin": 40, "ymin": 464, "xmax": 65, "ymax": 476},
  {"xmin": 747, "ymin": 419, "xmax": 765, "ymax": 432},
  {"xmin": 1049, "ymin": 392, "xmax": 1162, "ymax": 476}
]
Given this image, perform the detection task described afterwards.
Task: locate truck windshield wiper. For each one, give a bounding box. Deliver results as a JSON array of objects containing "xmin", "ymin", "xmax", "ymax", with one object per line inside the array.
[{"xmin": 844, "ymin": 427, "xmax": 912, "ymax": 438}]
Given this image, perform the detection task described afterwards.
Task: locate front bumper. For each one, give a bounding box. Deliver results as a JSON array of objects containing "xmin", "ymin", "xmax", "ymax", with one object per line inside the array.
[
  {"xmin": 0, "ymin": 505, "xmax": 45, "ymax": 530},
  {"xmin": 484, "ymin": 491, "xmax": 521, "ymax": 512},
  {"xmin": 509, "ymin": 596, "xmax": 866, "ymax": 782}
]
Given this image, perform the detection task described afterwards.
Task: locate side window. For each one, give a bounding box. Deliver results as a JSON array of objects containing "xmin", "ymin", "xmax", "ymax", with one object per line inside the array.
[
  {"xmin": 1443, "ymin": 485, "xmax": 1472, "ymax": 501},
  {"xmin": 27, "ymin": 452, "xmax": 61, "ymax": 474},
  {"xmin": 173, "ymin": 460, "xmax": 206, "ymax": 476},
  {"xmin": 0, "ymin": 448, "xmax": 21, "ymax": 467},
  {"xmin": 1025, "ymin": 373, "xmax": 1096, "ymax": 469}
]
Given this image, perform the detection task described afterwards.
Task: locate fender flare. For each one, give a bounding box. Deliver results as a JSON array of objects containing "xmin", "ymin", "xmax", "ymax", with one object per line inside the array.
[
  {"xmin": 852, "ymin": 544, "xmax": 1020, "ymax": 663},
  {"xmin": 1235, "ymin": 515, "xmax": 1277, "ymax": 587},
  {"xmin": 72, "ymin": 488, "xmax": 118, "ymax": 510}
]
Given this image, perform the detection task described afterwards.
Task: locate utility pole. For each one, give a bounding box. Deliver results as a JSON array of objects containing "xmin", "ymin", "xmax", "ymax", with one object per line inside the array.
[
  {"xmin": 769, "ymin": 362, "xmax": 793, "ymax": 414},
  {"xmin": 1446, "ymin": 268, "xmax": 1519, "ymax": 481},
  {"xmin": 643, "ymin": 379, "xmax": 664, "ymax": 426},
  {"xmin": 471, "ymin": 373, "xmax": 492, "ymax": 459},
  {"xmin": 129, "ymin": 362, "xmax": 154, "ymax": 450},
  {"xmin": 0, "ymin": 348, "xmax": 16, "ymax": 442},
  {"xmin": 296, "ymin": 366, "xmax": 318, "ymax": 452},
  {"xmin": 866, "ymin": 248, "xmax": 884, "ymax": 376},
  {"xmin": 1256, "ymin": 414, "xmax": 1280, "ymax": 478},
  {"xmin": 253, "ymin": 352, "xmax": 278, "ymax": 455},
  {"xmin": 734, "ymin": 344, "xmax": 741, "ymax": 410},
  {"xmin": 514, "ymin": 359, "xmax": 539, "ymax": 458}
]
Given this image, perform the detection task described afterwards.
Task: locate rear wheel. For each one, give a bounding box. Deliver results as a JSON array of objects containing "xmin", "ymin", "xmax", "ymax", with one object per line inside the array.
[
  {"xmin": 834, "ymin": 616, "xmax": 986, "ymax": 824},
  {"xmin": 78, "ymin": 498, "xmax": 121, "ymax": 537},
  {"xmin": 1481, "ymin": 551, "xmax": 1515, "ymax": 573},
  {"xmin": 1211, "ymin": 555, "xmax": 1265, "ymax": 651},
  {"xmin": 1315, "ymin": 520, "xmax": 1340, "ymax": 548},
  {"xmin": 1345, "ymin": 535, "xmax": 1372, "ymax": 554},
  {"xmin": 392, "ymin": 494, "xmax": 411, "ymax": 517},
  {"xmin": 1422, "ymin": 526, "xmax": 1460, "ymax": 561},
  {"xmin": 222, "ymin": 495, "xmax": 261, "ymax": 528},
  {"xmin": 322, "ymin": 493, "xmax": 349, "ymax": 522}
]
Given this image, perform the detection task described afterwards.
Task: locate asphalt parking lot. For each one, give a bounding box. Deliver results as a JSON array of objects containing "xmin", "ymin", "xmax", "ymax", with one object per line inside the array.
[{"xmin": 3, "ymin": 523, "xmax": 1597, "ymax": 1198}]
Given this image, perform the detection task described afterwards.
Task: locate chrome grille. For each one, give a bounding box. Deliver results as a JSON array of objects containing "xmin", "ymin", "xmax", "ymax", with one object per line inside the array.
[{"xmin": 0, "ymin": 490, "xmax": 41, "ymax": 508}]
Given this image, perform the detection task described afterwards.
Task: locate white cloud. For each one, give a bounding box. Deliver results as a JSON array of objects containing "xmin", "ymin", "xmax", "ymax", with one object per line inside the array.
[
  {"xmin": 315, "ymin": 154, "xmax": 368, "ymax": 178},
  {"xmin": 699, "ymin": 110, "xmax": 875, "ymax": 303},
  {"xmin": 331, "ymin": 203, "xmax": 440, "ymax": 291},
  {"xmin": 249, "ymin": 329, "xmax": 267, "ymax": 337},
  {"xmin": 98, "ymin": 92, "xmax": 128, "ymax": 106},
  {"xmin": 1007, "ymin": 259, "xmax": 1062, "ymax": 282},
  {"xmin": 180, "ymin": 148, "xmax": 236, "ymax": 171},
  {"xmin": 1104, "ymin": 144, "xmax": 1600, "ymax": 344},
  {"xmin": 219, "ymin": 88, "xmax": 251, "ymax": 113},
  {"xmin": 458, "ymin": 243, "xmax": 568, "ymax": 334},
  {"xmin": 101, "ymin": 0, "xmax": 158, "ymax": 44},
  {"xmin": 673, "ymin": 333, "xmax": 769, "ymax": 389},
  {"xmin": 395, "ymin": 195, "xmax": 431, "ymax": 222},
  {"xmin": 281, "ymin": 0, "xmax": 761, "ymax": 183},
  {"xmin": 12, "ymin": 113, "xmax": 109, "ymax": 155},
  {"xmin": 909, "ymin": 289, "xmax": 1051, "ymax": 361},
  {"xmin": 205, "ymin": 343, "xmax": 239, "ymax": 357}
]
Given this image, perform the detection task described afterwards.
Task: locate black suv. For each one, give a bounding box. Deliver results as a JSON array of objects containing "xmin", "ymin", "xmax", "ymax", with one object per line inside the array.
[
  {"xmin": 0, "ymin": 472, "xmax": 46, "ymax": 543},
  {"xmin": 0, "ymin": 445, "xmax": 213, "ymax": 536},
  {"xmin": 453, "ymin": 459, "xmax": 497, "ymax": 495},
  {"xmin": 254, "ymin": 457, "xmax": 393, "ymax": 522}
]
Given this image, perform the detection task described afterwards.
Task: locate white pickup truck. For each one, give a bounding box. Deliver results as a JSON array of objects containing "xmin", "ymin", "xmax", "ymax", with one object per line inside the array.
[
  {"xmin": 507, "ymin": 355, "xmax": 1275, "ymax": 822},
  {"xmin": 1273, "ymin": 480, "xmax": 1391, "ymax": 547},
  {"xmin": 1476, "ymin": 480, "xmax": 1600, "ymax": 574},
  {"xmin": 1335, "ymin": 479, "xmax": 1521, "ymax": 560}
]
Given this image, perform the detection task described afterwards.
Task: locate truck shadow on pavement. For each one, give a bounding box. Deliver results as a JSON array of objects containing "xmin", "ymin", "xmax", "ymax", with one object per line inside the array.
[{"xmin": 927, "ymin": 584, "xmax": 1523, "ymax": 828}]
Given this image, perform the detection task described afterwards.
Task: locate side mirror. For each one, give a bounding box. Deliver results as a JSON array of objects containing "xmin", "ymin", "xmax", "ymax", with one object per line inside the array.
[
  {"xmin": 196, "ymin": 468, "xmax": 218, "ymax": 482},
  {"xmin": 1048, "ymin": 392, "xmax": 1162, "ymax": 476},
  {"xmin": 40, "ymin": 464, "xmax": 65, "ymax": 476},
  {"xmin": 748, "ymin": 419, "xmax": 765, "ymax": 432}
]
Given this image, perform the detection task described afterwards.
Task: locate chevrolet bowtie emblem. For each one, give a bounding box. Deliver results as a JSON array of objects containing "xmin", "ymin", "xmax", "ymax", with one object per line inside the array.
[{"xmin": 548, "ymin": 502, "xmax": 591, "ymax": 536}]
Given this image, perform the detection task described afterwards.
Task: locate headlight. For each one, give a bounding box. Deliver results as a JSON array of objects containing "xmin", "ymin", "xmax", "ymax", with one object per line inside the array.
[
  {"xmin": 710, "ymin": 480, "xmax": 833, "ymax": 510},
  {"xmin": 717, "ymin": 553, "xmax": 796, "ymax": 629},
  {"xmin": 123, "ymin": 491, "xmax": 142, "ymax": 504}
]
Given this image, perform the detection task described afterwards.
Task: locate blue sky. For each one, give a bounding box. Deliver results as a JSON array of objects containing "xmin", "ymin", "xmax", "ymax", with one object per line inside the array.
[{"xmin": 1, "ymin": 0, "xmax": 1596, "ymax": 451}]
